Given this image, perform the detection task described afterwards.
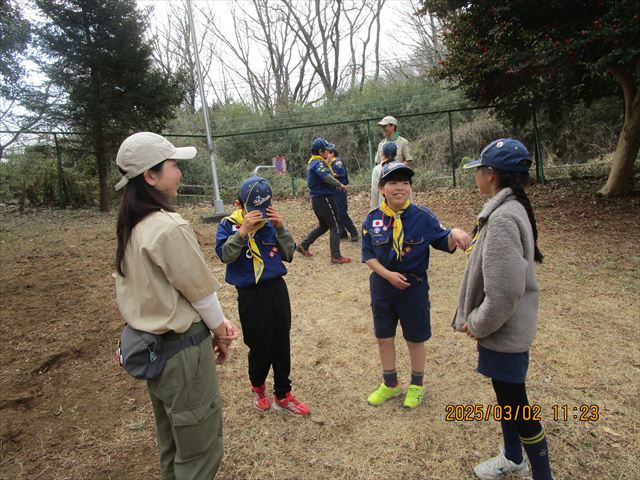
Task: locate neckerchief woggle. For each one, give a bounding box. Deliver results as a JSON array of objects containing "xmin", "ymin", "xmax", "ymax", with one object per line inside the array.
[
  {"xmin": 380, "ymin": 199, "xmax": 411, "ymax": 261},
  {"xmin": 224, "ymin": 209, "xmax": 266, "ymax": 283},
  {"xmin": 308, "ymin": 154, "xmax": 335, "ymax": 175}
]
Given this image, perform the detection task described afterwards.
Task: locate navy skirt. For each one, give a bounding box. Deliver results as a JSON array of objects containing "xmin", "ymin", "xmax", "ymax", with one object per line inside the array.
[{"xmin": 477, "ymin": 344, "xmax": 529, "ymax": 383}]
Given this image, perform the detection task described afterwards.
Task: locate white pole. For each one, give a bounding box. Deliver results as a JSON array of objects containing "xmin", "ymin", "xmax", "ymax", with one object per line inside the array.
[{"xmin": 186, "ymin": 0, "xmax": 225, "ymax": 218}]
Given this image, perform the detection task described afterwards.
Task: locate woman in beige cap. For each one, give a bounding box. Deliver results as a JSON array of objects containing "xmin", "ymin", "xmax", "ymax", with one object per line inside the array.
[{"xmin": 114, "ymin": 132, "xmax": 237, "ymax": 479}]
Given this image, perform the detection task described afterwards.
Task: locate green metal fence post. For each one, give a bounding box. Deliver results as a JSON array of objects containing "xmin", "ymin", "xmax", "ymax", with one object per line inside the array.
[
  {"xmin": 367, "ymin": 120, "xmax": 374, "ymax": 170},
  {"xmin": 285, "ymin": 128, "xmax": 296, "ymax": 196},
  {"xmin": 53, "ymin": 134, "xmax": 67, "ymax": 208},
  {"xmin": 447, "ymin": 111, "xmax": 457, "ymax": 187},
  {"xmin": 532, "ymin": 103, "xmax": 545, "ymax": 184}
]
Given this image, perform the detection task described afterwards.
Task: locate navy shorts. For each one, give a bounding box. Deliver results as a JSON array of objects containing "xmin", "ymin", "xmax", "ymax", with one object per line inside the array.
[{"xmin": 370, "ymin": 272, "xmax": 431, "ymax": 343}]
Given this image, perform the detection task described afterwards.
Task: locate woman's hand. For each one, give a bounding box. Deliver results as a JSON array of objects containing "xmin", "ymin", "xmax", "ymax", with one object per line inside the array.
[{"xmin": 213, "ymin": 319, "xmax": 238, "ymax": 364}]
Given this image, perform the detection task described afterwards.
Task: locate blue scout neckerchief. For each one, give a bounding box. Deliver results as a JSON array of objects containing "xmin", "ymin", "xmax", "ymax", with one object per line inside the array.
[{"xmin": 224, "ymin": 209, "xmax": 267, "ymax": 283}]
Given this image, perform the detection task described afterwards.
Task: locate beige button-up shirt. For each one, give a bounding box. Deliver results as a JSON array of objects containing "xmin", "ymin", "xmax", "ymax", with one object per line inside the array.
[{"xmin": 116, "ymin": 210, "xmax": 221, "ymax": 334}]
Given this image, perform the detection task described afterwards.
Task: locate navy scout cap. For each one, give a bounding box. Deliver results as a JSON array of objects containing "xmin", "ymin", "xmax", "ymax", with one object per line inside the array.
[
  {"xmin": 464, "ymin": 138, "xmax": 532, "ymax": 173},
  {"xmin": 311, "ymin": 137, "xmax": 335, "ymax": 151},
  {"xmin": 379, "ymin": 161, "xmax": 414, "ymax": 184},
  {"xmin": 239, "ymin": 176, "xmax": 272, "ymax": 217}
]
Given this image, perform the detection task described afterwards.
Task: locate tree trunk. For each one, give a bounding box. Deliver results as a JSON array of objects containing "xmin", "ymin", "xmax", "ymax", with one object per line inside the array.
[
  {"xmin": 598, "ymin": 63, "xmax": 640, "ymax": 197},
  {"xmin": 95, "ymin": 127, "xmax": 109, "ymax": 212}
]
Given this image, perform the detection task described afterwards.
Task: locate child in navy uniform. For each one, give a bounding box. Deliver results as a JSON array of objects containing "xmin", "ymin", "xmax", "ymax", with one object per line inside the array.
[
  {"xmin": 362, "ymin": 161, "xmax": 471, "ymax": 408},
  {"xmin": 326, "ymin": 147, "xmax": 358, "ymax": 242},
  {"xmin": 456, "ymin": 138, "xmax": 553, "ymax": 479},
  {"xmin": 216, "ymin": 176, "xmax": 309, "ymax": 416}
]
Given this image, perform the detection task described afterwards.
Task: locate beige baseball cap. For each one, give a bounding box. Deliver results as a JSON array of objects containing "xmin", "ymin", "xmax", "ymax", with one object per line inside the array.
[
  {"xmin": 115, "ymin": 132, "xmax": 197, "ymax": 190},
  {"xmin": 377, "ymin": 115, "xmax": 398, "ymax": 126}
]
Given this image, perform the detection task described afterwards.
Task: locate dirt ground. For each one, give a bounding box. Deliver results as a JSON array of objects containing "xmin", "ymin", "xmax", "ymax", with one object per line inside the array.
[{"xmin": 1, "ymin": 178, "xmax": 639, "ymax": 480}]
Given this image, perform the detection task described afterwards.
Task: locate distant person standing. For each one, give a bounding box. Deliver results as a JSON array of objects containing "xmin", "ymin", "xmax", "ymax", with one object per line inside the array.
[
  {"xmin": 370, "ymin": 142, "xmax": 398, "ymax": 210},
  {"xmin": 297, "ymin": 138, "xmax": 351, "ymax": 264},
  {"xmin": 371, "ymin": 116, "xmax": 413, "ymax": 209},
  {"xmin": 327, "ymin": 147, "xmax": 358, "ymax": 242}
]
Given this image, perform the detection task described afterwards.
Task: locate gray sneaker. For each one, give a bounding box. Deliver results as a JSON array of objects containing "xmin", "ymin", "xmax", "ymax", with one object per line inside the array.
[{"xmin": 473, "ymin": 451, "xmax": 529, "ymax": 479}]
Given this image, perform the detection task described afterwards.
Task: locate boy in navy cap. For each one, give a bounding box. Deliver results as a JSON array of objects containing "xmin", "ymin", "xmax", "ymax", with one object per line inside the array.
[
  {"xmin": 215, "ymin": 176, "xmax": 310, "ymax": 415},
  {"xmin": 362, "ymin": 161, "xmax": 471, "ymax": 409},
  {"xmin": 297, "ymin": 137, "xmax": 351, "ymax": 264}
]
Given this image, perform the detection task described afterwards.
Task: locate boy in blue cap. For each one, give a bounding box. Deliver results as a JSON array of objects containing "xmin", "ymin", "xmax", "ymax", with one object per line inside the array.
[
  {"xmin": 455, "ymin": 138, "xmax": 554, "ymax": 479},
  {"xmin": 215, "ymin": 176, "xmax": 309, "ymax": 416},
  {"xmin": 362, "ymin": 161, "xmax": 471, "ymax": 409},
  {"xmin": 297, "ymin": 137, "xmax": 351, "ymax": 264}
]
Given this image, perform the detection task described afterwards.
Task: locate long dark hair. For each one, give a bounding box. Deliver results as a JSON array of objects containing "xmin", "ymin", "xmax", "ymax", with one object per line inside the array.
[
  {"xmin": 493, "ymin": 168, "xmax": 544, "ymax": 263},
  {"xmin": 116, "ymin": 161, "xmax": 175, "ymax": 276}
]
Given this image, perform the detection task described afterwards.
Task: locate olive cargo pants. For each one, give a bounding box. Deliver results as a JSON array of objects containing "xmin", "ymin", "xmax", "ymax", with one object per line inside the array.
[{"xmin": 147, "ymin": 326, "xmax": 223, "ymax": 480}]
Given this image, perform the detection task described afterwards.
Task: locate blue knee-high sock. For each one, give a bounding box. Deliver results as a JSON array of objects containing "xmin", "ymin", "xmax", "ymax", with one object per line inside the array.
[
  {"xmin": 382, "ymin": 369, "xmax": 397, "ymax": 387},
  {"xmin": 521, "ymin": 428, "xmax": 553, "ymax": 480},
  {"xmin": 501, "ymin": 420, "xmax": 523, "ymax": 464}
]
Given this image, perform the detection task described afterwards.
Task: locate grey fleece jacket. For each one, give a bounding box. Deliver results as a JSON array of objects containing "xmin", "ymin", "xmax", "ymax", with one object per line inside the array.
[{"xmin": 453, "ymin": 188, "xmax": 539, "ymax": 353}]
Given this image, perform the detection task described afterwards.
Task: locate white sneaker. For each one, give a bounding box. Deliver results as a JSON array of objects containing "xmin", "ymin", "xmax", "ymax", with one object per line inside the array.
[{"xmin": 473, "ymin": 451, "xmax": 529, "ymax": 479}]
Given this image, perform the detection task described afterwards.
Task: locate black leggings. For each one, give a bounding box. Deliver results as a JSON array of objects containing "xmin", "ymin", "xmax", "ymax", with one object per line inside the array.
[{"xmin": 491, "ymin": 378, "xmax": 542, "ymax": 438}]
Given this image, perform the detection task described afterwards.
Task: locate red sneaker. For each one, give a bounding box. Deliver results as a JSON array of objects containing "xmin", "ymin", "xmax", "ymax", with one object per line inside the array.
[
  {"xmin": 296, "ymin": 244, "xmax": 314, "ymax": 257},
  {"xmin": 272, "ymin": 392, "xmax": 310, "ymax": 416},
  {"xmin": 331, "ymin": 256, "xmax": 351, "ymax": 264},
  {"xmin": 250, "ymin": 384, "xmax": 272, "ymax": 411}
]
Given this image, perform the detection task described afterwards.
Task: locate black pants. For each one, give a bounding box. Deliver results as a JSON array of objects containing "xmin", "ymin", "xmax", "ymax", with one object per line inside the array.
[
  {"xmin": 492, "ymin": 378, "xmax": 542, "ymax": 438},
  {"xmin": 301, "ymin": 195, "xmax": 342, "ymax": 258},
  {"xmin": 237, "ymin": 277, "xmax": 292, "ymax": 397}
]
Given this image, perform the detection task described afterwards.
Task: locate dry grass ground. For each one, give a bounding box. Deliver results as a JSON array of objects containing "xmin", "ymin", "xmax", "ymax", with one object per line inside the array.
[{"xmin": 1, "ymin": 179, "xmax": 639, "ymax": 480}]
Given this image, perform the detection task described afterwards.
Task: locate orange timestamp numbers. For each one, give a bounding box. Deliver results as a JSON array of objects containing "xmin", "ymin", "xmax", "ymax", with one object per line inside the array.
[
  {"xmin": 444, "ymin": 404, "xmax": 601, "ymax": 422},
  {"xmin": 445, "ymin": 404, "xmax": 542, "ymax": 422}
]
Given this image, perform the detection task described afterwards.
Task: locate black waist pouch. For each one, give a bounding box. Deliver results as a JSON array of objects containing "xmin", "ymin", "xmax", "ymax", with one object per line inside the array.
[{"xmin": 116, "ymin": 322, "xmax": 210, "ymax": 380}]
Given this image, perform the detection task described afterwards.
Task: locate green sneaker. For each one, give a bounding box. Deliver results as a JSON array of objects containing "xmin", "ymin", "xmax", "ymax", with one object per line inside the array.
[
  {"xmin": 367, "ymin": 383, "xmax": 402, "ymax": 406},
  {"xmin": 403, "ymin": 385, "xmax": 425, "ymax": 409}
]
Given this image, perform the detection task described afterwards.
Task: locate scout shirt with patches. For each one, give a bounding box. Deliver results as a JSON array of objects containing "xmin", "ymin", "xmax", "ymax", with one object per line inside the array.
[
  {"xmin": 306, "ymin": 155, "xmax": 343, "ymax": 198},
  {"xmin": 361, "ymin": 204, "xmax": 453, "ymax": 281},
  {"xmin": 116, "ymin": 210, "xmax": 221, "ymax": 335},
  {"xmin": 331, "ymin": 158, "xmax": 349, "ymax": 186},
  {"xmin": 215, "ymin": 219, "xmax": 295, "ymax": 289}
]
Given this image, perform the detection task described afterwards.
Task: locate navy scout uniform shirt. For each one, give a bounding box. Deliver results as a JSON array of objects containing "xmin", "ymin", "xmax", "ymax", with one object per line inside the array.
[
  {"xmin": 362, "ymin": 203, "xmax": 452, "ymax": 288},
  {"xmin": 307, "ymin": 157, "xmax": 337, "ymax": 198},
  {"xmin": 215, "ymin": 220, "xmax": 288, "ymax": 289}
]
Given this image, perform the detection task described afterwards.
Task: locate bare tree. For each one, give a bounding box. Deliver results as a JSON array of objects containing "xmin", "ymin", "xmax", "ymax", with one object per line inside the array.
[
  {"xmin": 148, "ymin": 1, "xmax": 218, "ymax": 112},
  {"xmin": 388, "ymin": 0, "xmax": 444, "ymax": 75},
  {"xmin": 197, "ymin": 0, "xmax": 386, "ymax": 112}
]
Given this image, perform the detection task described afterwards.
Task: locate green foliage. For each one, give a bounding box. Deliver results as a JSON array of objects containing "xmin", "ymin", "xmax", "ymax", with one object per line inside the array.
[
  {"xmin": 35, "ymin": 0, "xmax": 184, "ymax": 209},
  {"xmin": 0, "ymin": 0, "xmax": 31, "ymax": 98},
  {"xmin": 0, "ymin": 144, "xmax": 97, "ymax": 207},
  {"xmin": 422, "ymin": 0, "xmax": 640, "ymax": 124}
]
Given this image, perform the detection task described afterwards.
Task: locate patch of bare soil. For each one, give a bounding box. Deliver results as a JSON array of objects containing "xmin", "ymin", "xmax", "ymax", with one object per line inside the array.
[{"xmin": 1, "ymin": 179, "xmax": 638, "ymax": 479}]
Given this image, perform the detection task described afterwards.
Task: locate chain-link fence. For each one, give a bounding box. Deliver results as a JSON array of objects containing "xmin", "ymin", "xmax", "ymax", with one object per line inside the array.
[{"xmin": 0, "ymin": 98, "xmax": 628, "ymax": 208}]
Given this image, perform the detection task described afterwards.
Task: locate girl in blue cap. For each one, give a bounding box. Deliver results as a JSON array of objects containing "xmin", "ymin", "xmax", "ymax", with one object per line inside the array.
[{"xmin": 455, "ymin": 139, "xmax": 553, "ymax": 479}]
